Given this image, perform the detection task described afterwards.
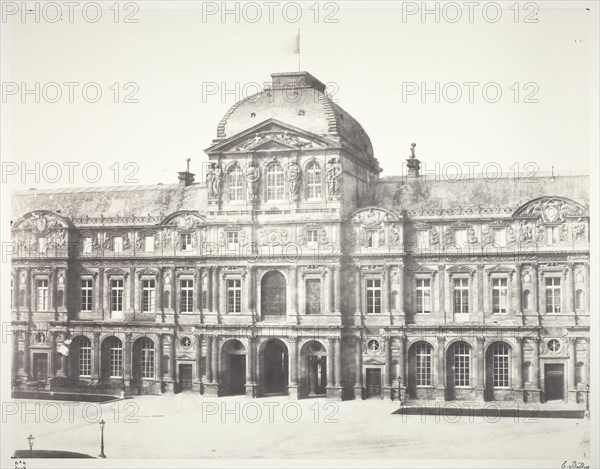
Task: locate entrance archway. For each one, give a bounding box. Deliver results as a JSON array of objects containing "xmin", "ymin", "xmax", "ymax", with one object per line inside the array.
[
  {"xmin": 260, "ymin": 339, "xmax": 288, "ymax": 395},
  {"xmin": 300, "ymin": 340, "xmax": 327, "ymax": 397},
  {"xmin": 221, "ymin": 339, "xmax": 247, "ymax": 396}
]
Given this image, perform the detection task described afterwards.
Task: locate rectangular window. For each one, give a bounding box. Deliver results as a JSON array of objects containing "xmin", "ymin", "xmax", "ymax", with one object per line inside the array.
[
  {"xmin": 144, "ymin": 235, "xmax": 154, "ymax": 253},
  {"xmin": 141, "ymin": 342, "xmax": 155, "ymax": 379},
  {"xmin": 180, "ymin": 279, "xmax": 194, "ymax": 313},
  {"xmin": 492, "ymin": 278, "xmax": 508, "ymax": 313},
  {"xmin": 416, "ymin": 230, "xmax": 429, "ymax": 250},
  {"xmin": 545, "ymin": 277, "xmax": 561, "ymax": 313},
  {"xmin": 109, "ymin": 341, "xmax": 123, "ymax": 378},
  {"xmin": 307, "ymin": 229, "xmax": 319, "ymax": 244},
  {"xmin": 36, "ymin": 279, "xmax": 48, "ymax": 311},
  {"xmin": 493, "ymin": 345, "xmax": 509, "ymax": 388},
  {"xmin": 366, "ymin": 230, "xmax": 378, "ymax": 248},
  {"xmin": 226, "ymin": 279, "xmax": 242, "ymax": 313},
  {"xmin": 366, "ymin": 279, "xmax": 382, "ymax": 314},
  {"xmin": 113, "ymin": 236, "xmax": 123, "ymax": 253},
  {"xmin": 454, "ymin": 229, "xmax": 467, "ymax": 246},
  {"xmin": 38, "ymin": 236, "xmax": 47, "ymax": 253},
  {"xmin": 79, "ymin": 340, "xmax": 92, "ymax": 377},
  {"xmin": 305, "ymin": 279, "xmax": 321, "ymax": 314},
  {"xmin": 83, "ymin": 236, "xmax": 93, "ymax": 254},
  {"xmin": 453, "ymin": 278, "xmax": 469, "ymax": 314},
  {"xmin": 493, "ymin": 228, "xmax": 507, "ymax": 247},
  {"xmin": 454, "ymin": 344, "xmax": 471, "ymax": 387},
  {"xmin": 546, "ymin": 226, "xmax": 559, "ymax": 245},
  {"xmin": 226, "ymin": 231, "xmax": 239, "ymax": 251},
  {"xmin": 110, "ymin": 279, "xmax": 124, "ymax": 312},
  {"xmin": 415, "ymin": 344, "xmax": 432, "ymax": 386},
  {"xmin": 181, "ymin": 233, "xmax": 192, "ymax": 251},
  {"xmin": 416, "ymin": 279, "xmax": 431, "ymax": 314},
  {"xmin": 81, "ymin": 279, "xmax": 93, "ymax": 312},
  {"xmin": 142, "ymin": 279, "xmax": 155, "ymax": 312}
]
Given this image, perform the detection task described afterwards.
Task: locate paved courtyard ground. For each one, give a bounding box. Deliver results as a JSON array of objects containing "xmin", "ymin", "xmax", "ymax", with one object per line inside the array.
[{"xmin": 5, "ymin": 394, "xmax": 590, "ymax": 461}]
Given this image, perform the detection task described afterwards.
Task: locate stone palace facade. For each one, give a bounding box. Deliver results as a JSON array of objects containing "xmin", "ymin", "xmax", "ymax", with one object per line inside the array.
[{"xmin": 11, "ymin": 71, "xmax": 590, "ymax": 405}]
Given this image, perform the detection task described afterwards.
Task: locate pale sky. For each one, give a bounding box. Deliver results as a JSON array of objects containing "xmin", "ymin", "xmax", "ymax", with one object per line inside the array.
[{"xmin": 1, "ymin": 1, "xmax": 596, "ymax": 190}]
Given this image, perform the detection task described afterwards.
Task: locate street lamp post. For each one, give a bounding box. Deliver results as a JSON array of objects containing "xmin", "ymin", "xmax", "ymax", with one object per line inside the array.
[
  {"xmin": 397, "ymin": 377, "xmax": 402, "ymax": 404},
  {"xmin": 98, "ymin": 420, "xmax": 106, "ymax": 458},
  {"xmin": 27, "ymin": 434, "xmax": 34, "ymax": 457}
]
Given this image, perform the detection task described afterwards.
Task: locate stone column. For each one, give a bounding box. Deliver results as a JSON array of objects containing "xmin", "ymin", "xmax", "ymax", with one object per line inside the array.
[
  {"xmin": 156, "ymin": 334, "xmax": 163, "ymax": 391},
  {"xmin": 195, "ymin": 269, "xmax": 201, "ymax": 313},
  {"xmin": 354, "ymin": 335, "xmax": 363, "ymax": 399},
  {"xmin": 397, "ymin": 264, "xmax": 404, "ymax": 317},
  {"xmin": 515, "ymin": 264, "xmax": 522, "ymax": 315},
  {"xmin": 212, "ymin": 267, "xmax": 219, "ymax": 314},
  {"xmin": 326, "ymin": 338, "xmax": 336, "ymax": 398},
  {"xmin": 398, "ymin": 335, "xmax": 406, "ymax": 401},
  {"xmin": 475, "ymin": 337, "xmax": 485, "ymax": 400},
  {"xmin": 48, "ymin": 331, "xmax": 57, "ymax": 386},
  {"xmin": 526, "ymin": 337, "xmax": 541, "ymax": 402},
  {"xmin": 567, "ymin": 337, "xmax": 577, "ymax": 402},
  {"xmin": 204, "ymin": 335, "xmax": 220, "ymax": 397},
  {"xmin": 333, "ymin": 267, "xmax": 341, "ymax": 314},
  {"xmin": 92, "ymin": 332, "xmax": 100, "ymax": 382},
  {"xmin": 477, "ymin": 265, "xmax": 484, "ymax": 313},
  {"xmin": 245, "ymin": 337, "xmax": 256, "ymax": 397},
  {"xmin": 167, "ymin": 333, "xmax": 177, "ymax": 393},
  {"xmin": 205, "ymin": 335, "xmax": 213, "ymax": 383},
  {"xmin": 288, "ymin": 337, "xmax": 299, "ymax": 399},
  {"xmin": 513, "ymin": 337, "xmax": 524, "ymax": 401},
  {"xmin": 438, "ymin": 265, "xmax": 446, "ymax": 322},
  {"xmin": 566, "ymin": 263, "xmax": 574, "ymax": 314},
  {"xmin": 290, "ymin": 267, "xmax": 298, "ymax": 320},
  {"xmin": 435, "ymin": 337, "xmax": 446, "ymax": 400},
  {"xmin": 327, "ymin": 266, "xmax": 334, "ymax": 314},
  {"xmin": 12, "ymin": 331, "xmax": 19, "ymax": 379},
  {"xmin": 335, "ymin": 338, "xmax": 342, "ymax": 387},
  {"xmin": 382, "ymin": 268, "xmax": 390, "ymax": 315},
  {"xmin": 383, "ymin": 336, "xmax": 392, "ymax": 399},
  {"xmin": 531, "ymin": 264, "xmax": 538, "ymax": 314},
  {"xmin": 124, "ymin": 332, "xmax": 132, "ymax": 394},
  {"xmin": 193, "ymin": 333, "xmax": 202, "ymax": 393},
  {"xmin": 23, "ymin": 331, "xmax": 31, "ymax": 379},
  {"xmin": 245, "ymin": 267, "xmax": 252, "ymax": 313},
  {"xmin": 584, "ymin": 338, "xmax": 590, "ymax": 386},
  {"xmin": 354, "ymin": 267, "xmax": 361, "ymax": 319}
]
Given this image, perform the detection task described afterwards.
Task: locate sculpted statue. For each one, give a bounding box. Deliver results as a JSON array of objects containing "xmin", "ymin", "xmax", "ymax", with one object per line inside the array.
[
  {"xmin": 206, "ymin": 164, "xmax": 215, "ymax": 198},
  {"xmin": 325, "ymin": 158, "xmax": 342, "ymax": 196},
  {"xmin": 246, "ymin": 162, "xmax": 260, "ymax": 202},
  {"xmin": 287, "ymin": 161, "xmax": 302, "ymax": 200},
  {"xmin": 429, "ymin": 227, "xmax": 439, "ymax": 245},
  {"xmin": 467, "ymin": 228, "xmax": 478, "ymax": 244},
  {"xmin": 520, "ymin": 221, "xmax": 532, "ymax": 241},
  {"xmin": 212, "ymin": 164, "xmax": 222, "ymax": 198},
  {"xmin": 507, "ymin": 227, "xmax": 517, "ymax": 244},
  {"xmin": 572, "ymin": 218, "xmax": 585, "ymax": 241}
]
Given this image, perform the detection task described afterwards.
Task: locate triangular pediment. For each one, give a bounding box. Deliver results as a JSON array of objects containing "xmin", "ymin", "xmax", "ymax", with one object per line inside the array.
[
  {"xmin": 205, "ymin": 119, "xmax": 339, "ymax": 154},
  {"xmin": 485, "ymin": 265, "xmax": 514, "ymax": 274},
  {"xmin": 363, "ymin": 357, "xmax": 385, "ymax": 366},
  {"xmin": 446, "ymin": 265, "xmax": 475, "ymax": 274},
  {"xmin": 413, "ymin": 264, "xmax": 437, "ymax": 275}
]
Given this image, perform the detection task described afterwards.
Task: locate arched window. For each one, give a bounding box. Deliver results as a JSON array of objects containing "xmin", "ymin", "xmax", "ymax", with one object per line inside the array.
[
  {"xmin": 79, "ymin": 337, "xmax": 92, "ymax": 377},
  {"xmin": 575, "ymin": 289, "xmax": 584, "ymax": 310},
  {"xmin": 523, "ymin": 289, "xmax": 531, "ymax": 310},
  {"xmin": 453, "ymin": 342, "xmax": 471, "ymax": 387},
  {"xmin": 415, "ymin": 342, "xmax": 432, "ymax": 386},
  {"xmin": 109, "ymin": 338, "xmax": 123, "ymax": 378},
  {"xmin": 261, "ymin": 271, "xmax": 286, "ymax": 316},
  {"xmin": 266, "ymin": 163, "xmax": 284, "ymax": 201},
  {"xmin": 140, "ymin": 338, "xmax": 155, "ymax": 379},
  {"xmin": 306, "ymin": 162, "xmax": 322, "ymax": 199},
  {"xmin": 492, "ymin": 342, "xmax": 509, "ymax": 388},
  {"xmin": 228, "ymin": 164, "xmax": 243, "ymax": 201}
]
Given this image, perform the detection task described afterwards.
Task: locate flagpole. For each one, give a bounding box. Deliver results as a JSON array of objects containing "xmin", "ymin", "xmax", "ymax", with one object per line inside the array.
[{"xmin": 298, "ymin": 27, "xmax": 301, "ymax": 71}]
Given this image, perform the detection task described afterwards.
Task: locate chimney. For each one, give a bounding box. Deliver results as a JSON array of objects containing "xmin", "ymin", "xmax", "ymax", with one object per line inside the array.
[
  {"xmin": 269, "ymin": 71, "xmax": 326, "ymax": 93},
  {"xmin": 178, "ymin": 158, "xmax": 195, "ymax": 186},
  {"xmin": 406, "ymin": 142, "xmax": 421, "ymax": 178}
]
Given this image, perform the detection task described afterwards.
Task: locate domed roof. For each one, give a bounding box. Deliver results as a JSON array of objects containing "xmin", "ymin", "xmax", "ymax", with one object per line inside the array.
[{"xmin": 216, "ymin": 72, "xmax": 376, "ymax": 165}]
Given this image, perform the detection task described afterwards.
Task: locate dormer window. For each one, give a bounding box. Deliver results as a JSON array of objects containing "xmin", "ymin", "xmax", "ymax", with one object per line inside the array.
[
  {"xmin": 366, "ymin": 230, "xmax": 378, "ymax": 248},
  {"xmin": 181, "ymin": 233, "xmax": 192, "ymax": 251},
  {"xmin": 546, "ymin": 226, "xmax": 559, "ymax": 245},
  {"xmin": 266, "ymin": 163, "xmax": 285, "ymax": 201},
  {"xmin": 250, "ymin": 112, "xmax": 256, "ymax": 118}
]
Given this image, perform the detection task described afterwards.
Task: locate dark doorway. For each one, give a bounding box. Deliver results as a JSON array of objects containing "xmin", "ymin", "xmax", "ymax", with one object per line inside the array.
[
  {"xmin": 228, "ymin": 355, "xmax": 246, "ymax": 395},
  {"xmin": 263, "ymin": 339, "xmax": 288, "ymax": 395},
  {"xmin": 366, "ymin": 368, "xmax": 382, "ymax": 398},
  {"xmin": 545, "ymin": 364, "xmax": 565, "ymax": 401},
  {"xmin": 261, "ymin": 271, "xmax": 286, "ymax": 317},
  {"xmin": 307, "ymin": 356, "xmax": 327, "ymax": 396},
  {"xmin": 32, "ymin": 353, "xmax": 48, "ymax": 381},
  {"xmin": 179, "ymin": 364, "xmax": 193, "ymax": 392}
]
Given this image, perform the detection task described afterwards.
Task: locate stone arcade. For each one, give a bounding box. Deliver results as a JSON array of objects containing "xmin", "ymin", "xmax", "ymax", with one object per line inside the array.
[{"xmin": 11, "ymin": 71, "xmax": 590, "ymax": 405}]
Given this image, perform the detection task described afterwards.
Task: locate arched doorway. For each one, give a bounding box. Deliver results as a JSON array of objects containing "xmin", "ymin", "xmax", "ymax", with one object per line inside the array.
[
  {"xmin": 261, "ymin": 271, "xmax": 286, "ymax": 318},
  {"xmin": 300, "ymin": 340, "xmax": 327, "ymax": 397},
  {"xmin": 221, "ymin": 339, "xmax": 247, "ymax": 396},
  {"xmin": 100, "ymin": 336, "xmax": 124, "ymax": 381},
  {"xmin": 485, "ymin": 341, "xmax": 511, "ymax": 401},
  {"xmin": 261, "ymin": 339, "xmax": 288, "ymax": 395},
  {"xmin": 407, "ymin": 341, "xmax": 434, "ymax": 400}
]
